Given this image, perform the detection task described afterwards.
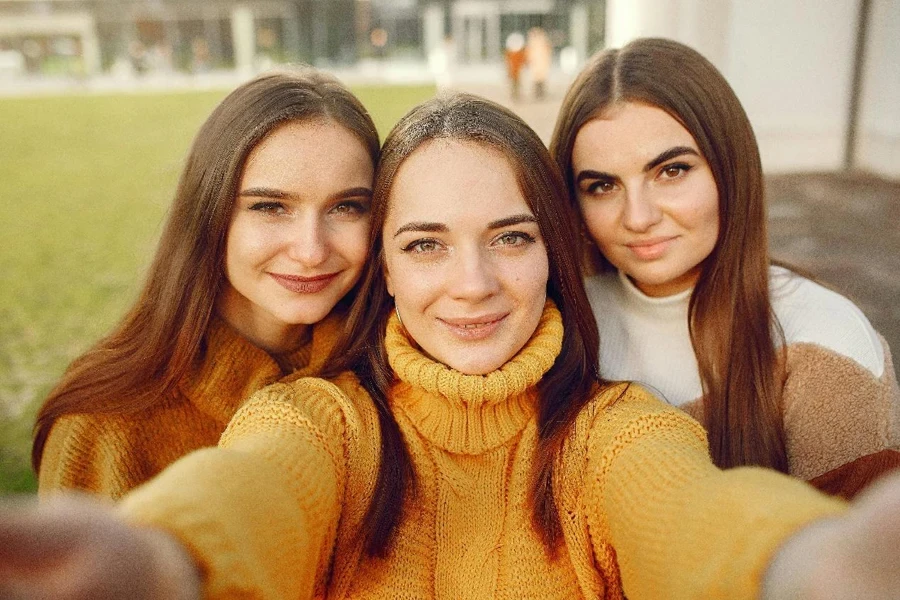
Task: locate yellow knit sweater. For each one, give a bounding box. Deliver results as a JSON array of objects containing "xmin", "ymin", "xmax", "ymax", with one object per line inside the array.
[
  {"xmin": 120, "ymin": 303, "xmax": 845, "ymax": 599},
  {"xmin": 38, "ymin": 313, "xmax": 343, "ymax": 499}
]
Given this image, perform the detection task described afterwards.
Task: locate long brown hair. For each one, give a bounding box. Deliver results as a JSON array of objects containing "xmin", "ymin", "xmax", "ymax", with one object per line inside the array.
[
  {"xmin": 324, "ymin": 93, "xmax": 601, "ymax": 556},
  {"xmin": 33, "ymin": 68, "xmax": 380, "ymax": 472},
  {"xmin": 550, "ymin": 37, "xmax": 789, "ymax": 473}
]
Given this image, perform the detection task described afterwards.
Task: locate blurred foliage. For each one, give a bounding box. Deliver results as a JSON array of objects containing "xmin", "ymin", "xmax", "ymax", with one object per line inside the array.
[{"xmin": 0, "ymin": 83, "xmax": 435, "ymax": 493}]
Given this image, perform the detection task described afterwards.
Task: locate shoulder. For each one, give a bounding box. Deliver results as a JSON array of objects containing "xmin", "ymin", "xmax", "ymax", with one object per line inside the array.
[
  {"xmin": 770, "ymin": 266, "xmax": 886, "ymax": 377},
  {"xmin": 572, "ymin": 382, "xmax": 707, "ymax": 452},
  {"xmin": 38, "ymin": 412, "xmax": 136, "ymax": 498},
  {"xmin": 224, "ymin": 372, "xmax": 379, "ymax": 450}
]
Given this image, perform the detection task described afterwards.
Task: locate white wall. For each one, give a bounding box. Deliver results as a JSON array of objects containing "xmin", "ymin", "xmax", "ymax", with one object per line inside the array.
[
  {"xmin": 604, "ymin": 0, "xmax": 899, "ymax": 177},
  {"xmin": 856, "ymin": 0, "xmax": 900, "ymax": 179},
  {"xmin": 723, "ymin": 0, "xmax": 857, "ymax": 173}
]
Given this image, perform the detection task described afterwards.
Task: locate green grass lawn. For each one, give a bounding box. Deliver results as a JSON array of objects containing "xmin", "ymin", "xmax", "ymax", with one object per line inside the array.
[{"xmin": 0, "ymin": 83, "xmax": 435, "ymax": 493}]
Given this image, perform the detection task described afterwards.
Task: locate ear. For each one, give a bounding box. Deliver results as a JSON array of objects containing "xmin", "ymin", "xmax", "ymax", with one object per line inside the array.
[{"xmin": 383, "ymin": 260, "xmax": 394, "ymax": 298}]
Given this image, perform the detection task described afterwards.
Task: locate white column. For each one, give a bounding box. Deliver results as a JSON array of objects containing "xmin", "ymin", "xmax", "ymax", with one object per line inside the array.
[
  {"xmin": 605, "ymin": 0, "xmax": 679, "ymax": 48},
  {"xmin": 423, "ymin": 3, "xmax": 444, "ymax": 56},
  {"xmin": 604, "ymin": 0, "xmax": 729, "ymax": 70},
  {"xmin": 231, "ymin": 4, "xmax": 256, "ymax": 74},
  {"xmin": 80, "ymin": 20, "xmax": 102, "ymax": 75},
  {"xmin": 856, "ymin": 0, "xmax": 900, "ymax": 178},
  {"xmin": 568, "ymin": 2, "xmax": 589, "ymax": 65},
  {"xmin": 486, "ymin": 10, "xmax": 500, "ymax": 61}
]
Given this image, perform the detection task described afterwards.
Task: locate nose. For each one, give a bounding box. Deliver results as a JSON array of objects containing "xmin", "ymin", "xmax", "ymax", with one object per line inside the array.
[
  {"xmin": 448, "ymin": 245, "xmax": 500, "ymax": 301},
  {"xmin": 622, "ymin": 185, "xmax": 662, "ymax": 232},
  {"xmin": 287, "ymin": 214, "xmax": 329, "ymax": 267}
]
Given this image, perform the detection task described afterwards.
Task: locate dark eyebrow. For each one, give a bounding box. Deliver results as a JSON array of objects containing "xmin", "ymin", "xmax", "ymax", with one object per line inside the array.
[
  {"xmin": 239, "ymin": 187, "xmax": 288, "ymax": 199},
  {"xmin": 238, "ymin": 186, "xmax": 372, "ymax": 201},
  {"xmin": 574, "ymin": 146, "xmax": 700, "ymax": 183},
  {"xmin": 335, "ymin": 186, "xmax": 373, "ymax": 200},
  {"xmin": 644, "ymin": 146, "xmax": 699, "ymax": 172},
  {"xmin": 393, "ymin": 214, "xmax": 537, "ymax": 238},
  {"xmin": 393, "ymin": 222, "xmax": 448, "ymax": 237},
  {"xmin": 488, "ymin": 214, "xmax": 537, "ymax": 229},
  {"xmin": 576, "ymin": 169, "xmax": 614, "ymax": 183}
]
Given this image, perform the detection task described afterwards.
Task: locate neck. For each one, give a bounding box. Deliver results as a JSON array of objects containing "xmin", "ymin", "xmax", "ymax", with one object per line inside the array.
[{"xmin": 216, "ymin": 291, "xmax": 309, "ymax": 355}]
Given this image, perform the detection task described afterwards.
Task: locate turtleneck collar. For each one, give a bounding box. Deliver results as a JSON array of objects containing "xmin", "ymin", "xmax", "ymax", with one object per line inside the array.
[
  {"xmin": 182, "ymin": 312, "xmax": 342, "ymax": 423},
  {"xmin": 616, "ymin": 269, "xmax": 692, "ymax": 320},
  {"xmin": 386, "ymin": 301, "xmax": 563, "ymax": 455}
]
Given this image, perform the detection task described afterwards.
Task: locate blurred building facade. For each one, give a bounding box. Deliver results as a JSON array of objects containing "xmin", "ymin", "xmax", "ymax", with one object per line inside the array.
[{"xmin": 0, "ymin": 0, "xmax": 601, "ymax": 77}]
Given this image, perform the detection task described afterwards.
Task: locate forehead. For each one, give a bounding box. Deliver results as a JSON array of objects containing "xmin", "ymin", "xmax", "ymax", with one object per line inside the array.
[
  {"xmin": 242, "ymin": 118, "xmax": 372, "ymax": 181},
  {"xmin": 386, "ymin": 138, "xmax": 531, "ymax": 224},
  {"xmin": 572, "ymin": 102, "xmax": 699, "ymax": 167}
]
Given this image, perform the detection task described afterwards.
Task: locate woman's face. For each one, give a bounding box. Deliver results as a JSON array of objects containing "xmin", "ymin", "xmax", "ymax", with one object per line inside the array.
[
  {"xmin": 220, "ymin": 119, "xmax": 373, "ymax": 350},
  {"xmin": 383, "ymin": 139, "xmax": 549, "ymax": 375},
  {"xmin": 571, "ymin": 102, "xmax": 720, "ymax": 297}
]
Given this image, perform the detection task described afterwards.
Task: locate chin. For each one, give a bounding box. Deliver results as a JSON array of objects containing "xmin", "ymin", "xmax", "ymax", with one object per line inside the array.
[
  {"xmin": 278, "ymin": 306, "xmax": 333, "ymax": 326},
  {"xmin": 447, "ymin": 356, "xmax": 506, "ymax": 376}
]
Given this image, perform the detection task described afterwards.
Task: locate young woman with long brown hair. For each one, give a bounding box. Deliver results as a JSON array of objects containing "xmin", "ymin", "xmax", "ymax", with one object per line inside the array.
[
  {"xmin": 33, "ymin": 68, "xmax": 379, "ymax": 498},
  {"xmin": 4, "ymin": 93, "xmax": 900, "ymax": 600},
  {"xmin": 550, "ymin": 37, "xmax": 900, "ymax": 498}
]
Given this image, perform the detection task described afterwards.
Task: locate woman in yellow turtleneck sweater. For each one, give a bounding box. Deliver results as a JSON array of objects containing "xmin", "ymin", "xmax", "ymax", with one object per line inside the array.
[
  {"xmin": 34, "ymin": 68, "xmax": 378, "ymax": 499},
  {"xmin": 4, "ymin": 94, "xmax": 900, "ymax": 600}
]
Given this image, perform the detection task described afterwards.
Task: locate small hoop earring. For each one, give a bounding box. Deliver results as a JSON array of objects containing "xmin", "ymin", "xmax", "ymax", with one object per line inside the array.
[{"xmin": 395, "ymin": 305, "xmax": 404, "ymax": 328}]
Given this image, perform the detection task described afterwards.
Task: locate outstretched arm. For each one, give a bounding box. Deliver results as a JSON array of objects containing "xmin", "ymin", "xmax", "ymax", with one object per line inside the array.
[
  {"xmin": 0, "ymin": 494, "xmax": 200, "ymax": 600},
  {"xmin": 3, "ymin": 377, "xmax": 359, "ymax": 600},
  {"xmin": 763, "ymin": 470, "xmax": 900, "ymax": 599}
]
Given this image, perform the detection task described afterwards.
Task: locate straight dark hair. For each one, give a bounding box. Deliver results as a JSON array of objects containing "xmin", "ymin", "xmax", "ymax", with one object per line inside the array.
[
  {"xmin": 33, "ymin": 68, "xmax": 380, "ymax": 472},
  {"xmin": 550, "ymin": 37, "xmax": 788, "ymax": 473},
  {"xmin": 324, "ymin": 93, "xmax": 602, "ymax": 557}
]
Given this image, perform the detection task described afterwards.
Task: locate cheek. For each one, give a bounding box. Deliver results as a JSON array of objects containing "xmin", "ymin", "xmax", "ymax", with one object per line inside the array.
[
  {"xmin": 689, "ymin": 186, "xmax": 721, "ymax": 247},
  {"xmin": 580, "ymin": 202, "xmax": 617, "ymax": 249},
  {"xmin": 225, "ymin": 220, "xmax": 272, "ymax": 268},
  {"xmin": 511, "ymin": 252, "xmax": 550, "ymax": 308},
  {"xmin": 335, "ymin": 221, "xmax": 371, "ymax": 269}
]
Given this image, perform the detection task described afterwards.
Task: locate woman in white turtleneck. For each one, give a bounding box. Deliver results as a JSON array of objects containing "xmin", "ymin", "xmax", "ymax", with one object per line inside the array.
[{"xmin": 550, "ymin": 37, "xmax": 900, "ymax": 498}]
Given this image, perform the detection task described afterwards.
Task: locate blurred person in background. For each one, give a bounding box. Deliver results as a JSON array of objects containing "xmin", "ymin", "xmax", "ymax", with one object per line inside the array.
[
  {"xmin": 526, "ymin": 27, "xmax": 552, "ymax": 100},
  {"xmin": 32, "ymin": 67, "xmax": 379, "ymax": 499},
  {"xmin": 504, "ymin": 32, "xmax": 526, "ymax": 101},
  {"xmin": 3, "ymin": 92, "xmax": 900, "ymax": 600},
  {"xmin": 551, "ymin": 37, "xmax": 900, "ymax": 500}
]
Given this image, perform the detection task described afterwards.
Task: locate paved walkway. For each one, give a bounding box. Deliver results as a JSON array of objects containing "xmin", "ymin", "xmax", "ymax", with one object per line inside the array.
[{"xmin": 448, "ymin": 75, "xmax": 900, "ymax": 374}]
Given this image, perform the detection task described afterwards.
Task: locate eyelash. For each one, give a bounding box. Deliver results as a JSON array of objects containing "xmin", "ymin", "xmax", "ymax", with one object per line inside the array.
[
  {"xmin": 249, "ymin": 201, "xmax": 286, "ymax": 214},
  {"xmin": 584, "ymin": 162, "xmax": 695, "ymax": 194},
  {"xmin": 586, "ymin": 180, "xmax": 615, "ymax": 195},
  {"xmin": 401, "ymin": 238, "xmax": 441, "ymax": 254},
  {"xmin": 494, "ymin": 231, "xmax": 536, "ymax": 247},
  {"xmin": 400, "ymin": 231, "xmax": 536, "ymax": 254},
  {"xmin": 330, "ymin": 200, "xmax": 369, "ymax": 216},
  {"xmin": 660, "ymin": 162, "xmax": 693, "ymax": 178},
  {"xmin": 248, "ymin": 199, "xmax": 370, "ymax": 217}
]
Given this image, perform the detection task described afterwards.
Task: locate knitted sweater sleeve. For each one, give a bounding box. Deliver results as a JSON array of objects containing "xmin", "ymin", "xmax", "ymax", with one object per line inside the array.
[
  {"xmin": 782, "ymin": 335, "xmax": 900, "ymax": 496},
  {"xmin": 582, "ymin": 384, "xmax": 846, "ymax": 600},
  {"xmin": 117, "ymin": 377, "xmax": 357, "ymax": 600}
]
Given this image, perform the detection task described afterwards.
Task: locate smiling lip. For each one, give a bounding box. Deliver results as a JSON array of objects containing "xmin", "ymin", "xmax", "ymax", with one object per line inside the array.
[
  {"xmin": 270, "ymin": 272, "xmax": 340, "ymax": 294},
  {"xmin": 439, "ymin": 314, "xmax": 508, "ymax": 341},
  {"xmin": 625, "ymin": 236, "xmax": 677, "ymax": 260}
]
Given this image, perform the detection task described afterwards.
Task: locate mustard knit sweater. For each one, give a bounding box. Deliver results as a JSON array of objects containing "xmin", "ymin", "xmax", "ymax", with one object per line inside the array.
[
  {"xmin": 120, "ymin": 304, "xmax": 845, "ymax": 599},
  {"xmin": 38, "ymin": 313, "xmax": 342, "ymax": 499}
]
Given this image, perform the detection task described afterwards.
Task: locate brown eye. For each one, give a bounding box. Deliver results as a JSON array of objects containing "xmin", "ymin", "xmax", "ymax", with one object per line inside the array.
[
  {"xmin": 586, "ymin": 180, "xmax": 616, "ymax": 195},
  {"xmin": 661, "ymin": 163, "xmax": 692, "ymax": 179}
]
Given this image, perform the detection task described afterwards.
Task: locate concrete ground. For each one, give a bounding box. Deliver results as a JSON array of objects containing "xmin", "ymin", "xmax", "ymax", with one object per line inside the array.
[{"xmin": 447, "ymin": 75, "xmax": 900, "ymax": 374}]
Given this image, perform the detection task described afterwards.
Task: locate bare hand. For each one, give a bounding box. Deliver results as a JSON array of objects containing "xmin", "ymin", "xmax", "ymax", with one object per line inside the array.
[
  {"xmin": 764, "ymin": 470, "xmax": 900, "ymax": 599},
  {"xmin": 0, "ymin": 494, "xmax": 200, "ymax": 600}
]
